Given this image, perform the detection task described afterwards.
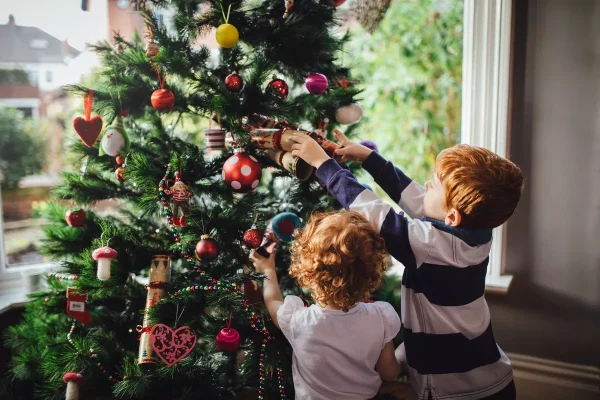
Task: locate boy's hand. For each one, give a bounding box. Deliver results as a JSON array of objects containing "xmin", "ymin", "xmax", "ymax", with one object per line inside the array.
[
  {"xmin": 333, "ymin": 130, "xmax": 373, "ymax": 163},
  {"xmin": 289, "ymin": 134, "xmax": 331, "ymax": 169},
  {"xmin": 249, "ymin": 248, "xmax": 277, "ymax": 274}
]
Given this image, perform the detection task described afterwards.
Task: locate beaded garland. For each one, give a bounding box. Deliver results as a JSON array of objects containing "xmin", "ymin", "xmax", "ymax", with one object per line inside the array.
[
  {"xmin": 48, "ymin": 272, "xmax": 79, "ymax": 281},
  {"xmin": 159, "ymin": 162, "xmax": 286, "ymax": 400},
  {"xmin": 67, "ymin": 321, "xmax": 121, "ymax": 383}
]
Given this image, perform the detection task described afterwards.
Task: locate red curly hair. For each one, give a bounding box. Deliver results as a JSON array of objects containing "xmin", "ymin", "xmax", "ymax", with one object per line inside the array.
[
  {"xmin": 289, "ymin": 211, "xmax": 389, "ymax": 312},
  {"xmin": 436, "ymin": 144, "xmax": 524, "ymax": 229}
]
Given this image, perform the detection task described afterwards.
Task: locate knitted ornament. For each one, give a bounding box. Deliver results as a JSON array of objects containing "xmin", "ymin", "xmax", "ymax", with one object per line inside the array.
[
  {"xmin": 73, "ymin": 90, "xmax": 102, "ymax": 147},
  {"xmin": 272, "ymin": 212, "xmax": 302, "ymax": 242},
  {"xmin": 66, "ymin": 287, "xmax": 92, "ymax": 325},
  {"xmin": 100, "ymin": 116, "xmax": 130, "ymax": 157},
  {"xmin": 92, "ymin": 246, "xmax": 118, "ymax": 281},
  {"xmin": 63, "ymin": 372, "xmax": 84, "ymax": 400},
  {"xmin": 242, "ymin": 225, "xmax": 262, "ymax": 249},
  {"xmin": 305, "ymin": 73, "xmax": 328, "ymax": 94},
  {"xmin": 65, "ymin": 209, "xmax": 86, "ymax": 227},
  {"xmin": 195, "ymin": 234, "xmax": 219, "ymax": 262},
  {"xmin": 216, "ymin": 328, "xmax": 241, "ymax": 352},
  {"xmin": 359, "ymin": 139, "xmax": 379, "ymax": 153}
]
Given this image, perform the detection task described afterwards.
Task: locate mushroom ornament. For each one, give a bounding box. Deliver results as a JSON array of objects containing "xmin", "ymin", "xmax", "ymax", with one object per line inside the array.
[
  {"xmin": 62, "ymin": 372, "xmax": 84, "ymax": 400},
  {"xmin": 92, "ymin": 246, "xmax": 118, "ymax": 281}
]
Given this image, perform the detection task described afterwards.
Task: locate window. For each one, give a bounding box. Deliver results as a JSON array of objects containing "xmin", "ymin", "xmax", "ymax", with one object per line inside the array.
[
  {"xmin": 27, "ymin": 70, "xmax": 38, "ymax": 87},
  {"xmin": 46, "ymin": 70, "xmax": 53, "ymax": 83},
  {"xmin": 461, "ymin": 0, "xmax": 514, "ymax": 292}
]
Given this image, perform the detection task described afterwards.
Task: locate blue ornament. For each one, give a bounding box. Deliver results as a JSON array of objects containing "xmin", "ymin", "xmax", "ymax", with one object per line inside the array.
[{"xmin": 271, "ymin": 212, "xmax": 302, "ymax": 242}]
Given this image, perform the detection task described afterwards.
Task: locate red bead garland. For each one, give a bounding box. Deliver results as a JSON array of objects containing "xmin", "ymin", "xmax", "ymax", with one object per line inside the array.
[{"xmin": 67, "ymin": 321, "xmax": 120, "ymax": 384}]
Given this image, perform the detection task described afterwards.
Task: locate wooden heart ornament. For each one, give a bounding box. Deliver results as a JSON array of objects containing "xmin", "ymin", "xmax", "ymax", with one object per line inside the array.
[
  {"xmin": 150, "ymin": 324, "xmax": 197, "ymax": 366},
  {"xmin": 73, "ymin": 116, "xmax": 103, "ymax": 147}
]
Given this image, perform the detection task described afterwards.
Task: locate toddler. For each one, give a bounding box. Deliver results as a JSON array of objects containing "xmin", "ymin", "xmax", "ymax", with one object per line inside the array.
[
  {"xmin": 250, "ymin": 211, "xmax": 402, "ymax": 400},
  {"xmin": 289, "ymin": 131, "xmax": 524, "ymax": 400}
]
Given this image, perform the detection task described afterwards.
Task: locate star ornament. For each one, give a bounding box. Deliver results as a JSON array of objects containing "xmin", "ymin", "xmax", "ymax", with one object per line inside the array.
[{"xmin": 276, "ymin": 218, "xmax": 296, "ymax": 236}]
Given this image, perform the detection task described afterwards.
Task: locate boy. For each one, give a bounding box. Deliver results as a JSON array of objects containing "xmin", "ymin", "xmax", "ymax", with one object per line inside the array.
[{"xmin": 289, "ymin": 130, "xmax": 523, "ymax": 400}]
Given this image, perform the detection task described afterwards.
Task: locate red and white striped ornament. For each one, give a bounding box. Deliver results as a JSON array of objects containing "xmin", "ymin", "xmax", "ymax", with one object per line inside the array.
[{"xmin": 204, "ymin": 128, "xmax": 227, "ymax": 150}]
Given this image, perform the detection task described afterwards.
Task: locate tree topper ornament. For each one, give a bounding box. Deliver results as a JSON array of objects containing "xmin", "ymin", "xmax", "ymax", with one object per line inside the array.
[{"xmin": 164, "ymin": 172, "xmax": 192, "ymax": 226}]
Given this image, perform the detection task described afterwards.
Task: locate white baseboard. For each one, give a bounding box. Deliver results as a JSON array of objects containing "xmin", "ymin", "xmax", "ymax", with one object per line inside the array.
[{"xmin": 508, "ymin": 352, "xmax": 600, "ymax": 400}]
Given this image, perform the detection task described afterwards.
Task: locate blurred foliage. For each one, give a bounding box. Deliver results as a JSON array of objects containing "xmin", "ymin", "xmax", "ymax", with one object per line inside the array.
[
  {"xmin": 0, "ymin": 108, "xmax": 47, "ymax": 189},
  {"xmin": 348, "ymin": 0, "xmax": 463, "ymax": 186},
  {"xmin": 0, "ymin": 69, "xmax": 30, "ymax": 85}
]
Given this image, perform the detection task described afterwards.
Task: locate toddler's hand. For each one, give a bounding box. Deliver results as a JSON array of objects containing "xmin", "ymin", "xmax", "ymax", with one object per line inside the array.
[
  {"xmin": 250, "ymin": 248, "xmax": 277, "ymax": 274},
  {"xmin": 334, "ymin": 130, "xmax": 373, "ymax": 163}
]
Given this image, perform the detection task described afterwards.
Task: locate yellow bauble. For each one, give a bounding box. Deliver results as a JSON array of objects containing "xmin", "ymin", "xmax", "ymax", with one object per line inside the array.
[{"xmin": 216, "ymin": 24, "xmax": 239, "ymax": 48}]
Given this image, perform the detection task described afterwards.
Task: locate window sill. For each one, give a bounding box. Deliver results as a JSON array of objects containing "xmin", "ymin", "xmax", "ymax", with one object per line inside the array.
[
  {"xmin": 485, "ymin": 274, "xmax": 514, "ymax": 295},
  {"xmin": 0, "ymin": 261, "xmax": 56, "ymax": 314}
]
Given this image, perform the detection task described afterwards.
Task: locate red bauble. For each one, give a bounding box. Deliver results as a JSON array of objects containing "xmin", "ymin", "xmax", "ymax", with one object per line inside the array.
[
  {"xmin": 225, "ymin": 73, "xmax": 244, "ymax": 92},
  {"xmin": 305, "ymin": 73, "xmax": 329, "ymax": 94},
  {"xmin": 65, "ymin": 209, "xmax": 86, "ymax": 227},
  {"xmin": 115, "ymin": 155, "xmax": 125, "ymax": 165},
  {"xmin": 267, "ymin": 76, "xmax": 289, "ymax": 100},
  {"xmin": 332, "ymin": 0, "xmax": 347, "ymax": 6},
  {"xmin": 115, "ymin": 166, "xmax": 126, "ymax": 182},
  {"xmin": 242, "ymin": 225, "xmax": 262, "ymax": 249},
  {"xmin": 215, "ymin": 328, "xmax": 241, "ymax": 352},
  {"xmin": 151, "ymin": 89, "xmax": 175, "ymax": 111},
  {"xmin": 222, "ymin": 149, "xmax": 262, "ymax": 193},
  {"xmin": 195, "ymin": 234, "xmax": 219, "ymax": 262}
]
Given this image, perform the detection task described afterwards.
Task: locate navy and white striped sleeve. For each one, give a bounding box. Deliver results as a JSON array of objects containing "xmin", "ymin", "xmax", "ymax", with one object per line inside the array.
[
  {"xmin": 316, "ymin": 159, "xmax": 417, "ymax": 269},
  {"xmin": 362, "ymin": 152, "xmax": 426, "ymax": 220}
]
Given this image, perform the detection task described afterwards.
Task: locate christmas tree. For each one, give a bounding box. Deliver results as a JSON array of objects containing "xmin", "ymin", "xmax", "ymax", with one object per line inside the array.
[{"xmin": 2, "ymin": 1, "xmax": 401, "ymax": 399}]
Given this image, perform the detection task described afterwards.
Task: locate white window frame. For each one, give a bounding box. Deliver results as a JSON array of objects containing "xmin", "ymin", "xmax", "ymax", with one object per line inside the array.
[{"xmin": 461, "ymin": 0, "xmax": 515, "ymax": 293}]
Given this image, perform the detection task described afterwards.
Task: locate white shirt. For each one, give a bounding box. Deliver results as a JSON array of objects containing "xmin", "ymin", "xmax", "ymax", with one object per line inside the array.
[{"xmin": 277, "ymin": 295, "xmax": 401, "ymax": 400}]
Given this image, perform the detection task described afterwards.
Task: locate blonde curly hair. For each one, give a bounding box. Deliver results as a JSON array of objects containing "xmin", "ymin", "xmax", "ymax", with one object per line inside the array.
[{"xmin": 290, "ymin": 211, "xmax": 389, "ymax": 312}]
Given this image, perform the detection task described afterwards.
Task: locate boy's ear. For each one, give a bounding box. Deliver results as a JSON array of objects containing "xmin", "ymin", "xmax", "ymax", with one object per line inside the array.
[{"xmin": 444, "ymin": 209, "xmax": 462, "ymax": 227}]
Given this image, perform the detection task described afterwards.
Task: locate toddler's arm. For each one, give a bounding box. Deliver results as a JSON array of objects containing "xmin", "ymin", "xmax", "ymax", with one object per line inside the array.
[
  {"xmin": 250, "ymin": 249, "xmax": 284, "ymax": 328},
  {"xmin": 376, "ymin": 342, "xmax": 402, "ymax": 381},
  {"xmin": 335, "ymin": 130, "xmax": 425, "ymax": 219}
]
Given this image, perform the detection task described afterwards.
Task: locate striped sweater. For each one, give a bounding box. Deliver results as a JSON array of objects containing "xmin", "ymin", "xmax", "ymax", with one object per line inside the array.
[{"xmin": 316, "ymin": 152, "xmax": 513, "ymax": 400}]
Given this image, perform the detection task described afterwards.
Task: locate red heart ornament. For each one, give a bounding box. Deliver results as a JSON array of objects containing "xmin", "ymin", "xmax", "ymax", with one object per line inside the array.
[
  {"xmin": 73, "ymin": 116, "xmax": 103, "ymax": 147},
  {"xmin": 150, "ymin": 324, "xmax": 197, "ymax": 367}
]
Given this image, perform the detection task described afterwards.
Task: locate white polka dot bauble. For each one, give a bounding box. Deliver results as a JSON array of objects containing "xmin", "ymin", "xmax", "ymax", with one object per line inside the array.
[{"xmin": 222, "ymin": 149, "xmax": 262, "ymax": 193}]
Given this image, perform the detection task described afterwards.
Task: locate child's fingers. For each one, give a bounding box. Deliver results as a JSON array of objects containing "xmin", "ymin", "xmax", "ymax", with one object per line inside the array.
[
  {"xmin": 291, "ymin": 143, "xmax": 302, "ymax": 151},
  {"xmin": 334, "ymin": 129, "xmax": 350, "ymax": 146},
  {"xmin": 289, "ymin": 134, "xmax": 307, "ymax": 143},
  {"xmin": 292, "ymin": 150, "xmax": 301, "ymax": 157}
]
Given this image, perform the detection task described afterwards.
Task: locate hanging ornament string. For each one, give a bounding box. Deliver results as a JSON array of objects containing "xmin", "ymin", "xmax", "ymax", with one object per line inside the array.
[
  {"xmin": 84, "ymin": 90, "xmax": 94, "ymax": 121},
  {"xmin": 220, "ymin": 3, "xmax": 232, "ymax": 24},
  {"xmin": 155, "ymin": 66, "xmax": 166, "ymax": 90},
  {"xmin": 67, "ymin": 321, "xmax": 121, "ymax": 384},
  {"xmin": 158, "ymin": 159, "xmax": 287, "ymax": 399}
]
